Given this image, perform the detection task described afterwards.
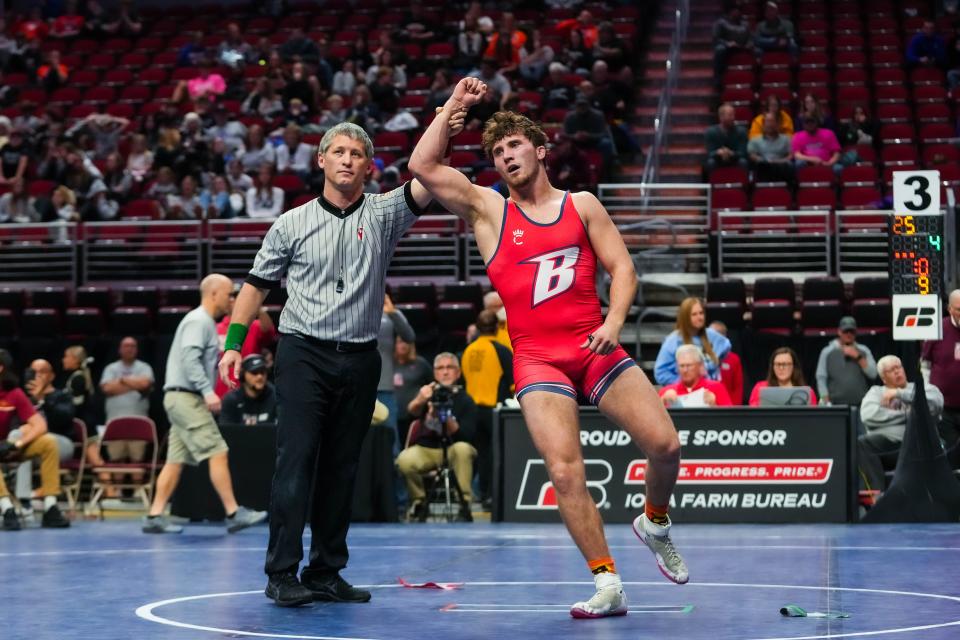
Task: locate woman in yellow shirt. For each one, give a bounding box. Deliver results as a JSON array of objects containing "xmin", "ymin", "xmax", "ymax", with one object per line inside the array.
[{"xmin": 748, "ymin": 94, "xmax": 794, "ymax": 139}]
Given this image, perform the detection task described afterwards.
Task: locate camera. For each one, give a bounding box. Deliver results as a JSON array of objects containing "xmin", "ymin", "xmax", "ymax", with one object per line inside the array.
[
  {"xmin": 431, "ymin": 384, "xmax": 459, "ymax": 426},
  {"xmin": 23, "ymin": 368, "xmax": 35, "ymax": 384}
]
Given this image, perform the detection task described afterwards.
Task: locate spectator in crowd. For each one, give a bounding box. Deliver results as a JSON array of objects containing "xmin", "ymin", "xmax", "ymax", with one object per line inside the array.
[
  {"xmin": 126, "ymin": 134, "xmax": 154, "ymax": 184},
  {"xmin": 82, "ymin": 180, "xmax": 119, "ymax": 221},
  {"xmin": 37, "ymin": 49, "xmax": 69, "ymax": 91},
  {"xmin": 393, "ymin": 337, "xmax": 433, "ymax": 447},
  {"xmin": 67, "ymin": 113, "xmax": 130, "ymax": 160},
  {"xmin": 378, "ymin": 294, "xmax": 416, "ymax": 457},
  {"xmin": 205, "ymin": 105, "xmax": 247, "ymax": 157},
  {"xmin": 836, "ymin": 105, "xmax": 878, "ymax": 148},
  {"xmin": 907, "ymin": 19, "xmax": 947, "ymax": 68},
  {"xmin": 226, "ymin": 158, "xmax": 254, "ymax": 194},
  {"xmin": 659, "ymin": 344, "xmax": 734, "ymax": 408},
  {"xmin": 242, "ymin": 78, "xmax": 284, "ymax": 120},
  {"xmin": 816, "ymin": 316, "xmax": 878, "ymax": 406},
  {"xmin": 146, "ymin": 166, "xmax": 179, "ymax": 205},
  {"xmin": 563, "ymin": 95, "xmax": 617, "ymax": 170},
  {"xmin": 332, "ymin": 60, "xmax": 358, "ymax": 98},
  {"xmin": 947, "ymin": 22, "xmax": 960, "ymax": 88},
  {"xmin": 221, "ymin": 354, "xmax": 278, "ymax": 426},
  {"xmin": 749, "ymin": 347, "xmax": 817, "ymax": 406},
  {"xmin": 464, "ymin": 83, "xmax": 501, "ymax": 131},
  {"xmin": 279, "ymin": 27, "xmax": 320, "ymax": 66},
  {"xmin": 456, "ymin": 12, "xmax": 486, "ymax": 71},
  {"xmin": 239, "ymin": 125, "xmax": 276, "ymax": 173},
  {"xmin": 214, "ymin": 283, "xmax": 277, "ymax": 398},
  {"xmin": 753, "ymin": 1, "xmax": 798, "ymax": 57},
  {"xmin": 349, "ymin": 35, "xmax": 375, "ymax": 72},
  {"xmin": 792, "ymin": 115, "xmax": 843, "ymax": 175},
  {"xmin": 556, "ymin": 9, "xmax": 598, "ymax": 49},
  {"xmin": 0, "ymin": 178, "xmax": 38, "ymax": 223},
  {"xmin": 1, "ymin": 127, "xmax": 30, "ymax": 184},
  {"xmin": 201, "ymin": 174, "xmax": 238, "ymax": 218},
  {"xmin": 34, "ymin": 185, "xmax": 78, "ymax": 223},
  {"xmin": 18, "ymin": 359, "xmax": 75, "ymax": 515},
  {"xmin": 106, "ymin": 0, "xmax": 143, "ymax": 36},
  {"xmin": 560, "ymin": 26, "xmax": 593, "ymax": 74},
  {"xmin": 461, "ymin": 310, "xmax": 513, "ymax": 507},
  {"xmin": 62, "ymin": 345, "xmax": 97, "ymax": 429},
  {"xmin": 713, "ymin": 4, "xmax": 750, "ymax": 81},
  {"xmin": 859, "ymin": 355, "xmax": 944, "ymax": 491},
  {"xmin": 219, "ymin": 22, "xmax": 252, "ymax": 68},
  {"xmin": 16, "ymin": 8, "xmax": 49, "ymax": 42},
  {"xmin": 470, "ymin": 58, "xmax": 513, "ymax": 108},
  {"xmin": 593, "ymin": 22, "xmax": 630, "ymax": 82},
  {"xmin": 704, "ymin": 103, "xmax": 748, "ymax": 174},
  {"xmin": 153, "ymin": 127, "xmax": 185, "ymax": 175},
  {"xmin": 484, "ymin": 11, "xmax": 527, "ymax": 71},
  {"xmin": 0, "ymin": 349, "xmax": 70, "ymax": 531},
  {"xmin": 518, "ymin": 29, "xmax": 555, "ymax": 85},
  {"xmin": 465, "ymin": 291, "xmax": 511, "ymax": 347},
  {"xmin": 167, "ymin": 175, "xmax": 206, "ymax": 219},
  {"xmin": 401, "ymin": 5, "xmax": 441, "ymax": 43},
  {"xmin": 796, "ymin": 92, "xmax": 836, "ymax": 133},
  {"xmin": 748, "ymin": 94, "xmax": 794, "ymax": 140},
  {"xmin": 318, "ymin": 94, "xmax": 349, "ymax": 132},
  {"xmin": 544, "ymin": 62, "xmax": 577, "ymax": 110},
  {"xmin": 426, "ymin": 70, "xmax": 455, "ymax": 113},
  {"xmin": 709, "ymin": 320, "xmax": 743, "ymax": 405},
  {"xmin": 547, "ymin": 131, "xmax": 593, "ymax": 192},
  {"xmin": 747, "ymin": 112, "xmax": 793, "ymax": 183},
  {"xmin": 283, "ymin": 61, "xmax": 321, "ymax": 114},
  {"xmin": 96, "ymin": 337, "xmax": 154, "ymax": 498},
  {"xmin": 245, "ymin": 163, "xmax": 284, "ymax": 218},
  {"xmin": 175, "ymin": 57, "xmax": 227, "ymax": 104},
  {"xmin": 921, "ymin": 289, "xmax": 960, "ymax": 465},
  {"xmin": 345, "ymin": 84, "xmax": 382, "ymax": 134},
  {"xmin": 82, "ymin": 0, "xmax": 110, "ymax": 39},
  {"xmin": 655, "ymin": 297, "xmax": 731, "ymax": 385},
  {"xmin": 276, "ymin": 124, "xmax": 314, "ymax": 179},
  {"xmin": 102, "ymin": 152, "xmax": 132, "ymax": 204},
  {"xmin": 397, "ymin": 352, "xmax": 478, "ymax": 522},
  {"xmin": 177, "ymin": 31, "xmax": 206, "ymax": 68}
]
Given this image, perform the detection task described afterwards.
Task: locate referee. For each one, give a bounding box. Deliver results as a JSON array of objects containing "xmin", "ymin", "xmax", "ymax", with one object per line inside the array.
[{"xmin": 219, "ymin": 118, "xmax": 463, "ymax": 607}]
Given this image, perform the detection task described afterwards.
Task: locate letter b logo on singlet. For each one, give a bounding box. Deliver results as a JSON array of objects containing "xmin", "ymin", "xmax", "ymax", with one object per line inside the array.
[{"xmin": 523, "ymin": 246, "xmax": 580, "ymax": 307}]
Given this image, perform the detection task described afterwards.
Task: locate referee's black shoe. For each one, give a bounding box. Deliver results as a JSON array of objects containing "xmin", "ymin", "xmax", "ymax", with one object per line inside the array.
[
  {"xmin": 301, "ymin": 572, "xmax": 372, "ymax": 603},
  {"xmin": 265, "ymin": 572, "xmax": 314, "ymax": 607}
]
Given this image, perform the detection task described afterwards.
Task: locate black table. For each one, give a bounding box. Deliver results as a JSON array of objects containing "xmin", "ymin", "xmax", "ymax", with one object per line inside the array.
[{"xmin": 171, "ymin": 423, "xmax": 398, "ymax": 523}]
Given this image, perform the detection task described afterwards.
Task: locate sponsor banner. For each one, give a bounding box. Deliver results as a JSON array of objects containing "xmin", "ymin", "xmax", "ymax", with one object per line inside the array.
[{"xmin": 495, "ymin": 407, "xmax": 855, "ymax": 524}]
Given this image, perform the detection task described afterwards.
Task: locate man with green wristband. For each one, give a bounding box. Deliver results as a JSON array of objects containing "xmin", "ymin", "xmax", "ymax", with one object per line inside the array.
[{"xmin": 219, "ymin": 116, "xmax": 465, "ymax": 608}]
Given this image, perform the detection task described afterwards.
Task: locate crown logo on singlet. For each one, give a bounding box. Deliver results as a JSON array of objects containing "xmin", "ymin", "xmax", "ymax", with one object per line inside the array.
[{"xmin": 512, "ymin": 228, "xmax": 525, "ymax": 245}]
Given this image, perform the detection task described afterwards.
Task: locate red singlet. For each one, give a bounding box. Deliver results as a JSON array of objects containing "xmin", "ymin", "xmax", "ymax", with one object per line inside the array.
[{"xmin": 486, "ymin": 191, "xmax": 635, "ymax": 404}]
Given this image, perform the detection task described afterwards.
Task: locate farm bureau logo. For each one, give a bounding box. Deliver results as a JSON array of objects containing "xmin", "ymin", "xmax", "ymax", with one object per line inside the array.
[{"xmin": 896, "ymin": 307, "xmax": 936, "ymax": 327}]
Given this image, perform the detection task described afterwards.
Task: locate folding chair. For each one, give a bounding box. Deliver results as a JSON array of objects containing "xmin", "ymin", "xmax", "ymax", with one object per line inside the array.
[
  {"xmin": 60, "ymin": 419, "xmax": 88, "ymax": 515},
  {"xmin": 87, "ymin": 416, "xmax": 159, "ymax": 517}
]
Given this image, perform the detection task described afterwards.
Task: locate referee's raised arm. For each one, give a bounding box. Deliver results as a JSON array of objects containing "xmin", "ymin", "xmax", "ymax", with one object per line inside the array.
[{"xmin": 218, "ymin": 282, "xmax": 269, "ymax": 388}]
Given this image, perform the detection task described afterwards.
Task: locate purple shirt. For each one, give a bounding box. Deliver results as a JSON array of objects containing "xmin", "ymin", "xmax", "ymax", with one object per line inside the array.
[
  {"xmin": 791, "ymin": 128, "xmax": 841, "ymax": 162},
  {"xmin": 922, "ymin": 318, "xmax": 960, "ymax": 408}
]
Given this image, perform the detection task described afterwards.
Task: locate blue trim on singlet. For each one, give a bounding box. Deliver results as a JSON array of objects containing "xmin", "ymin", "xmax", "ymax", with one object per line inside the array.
[
  {"xmin": 516, "ymin": 381, "xmax": 578, "ymax": 401},
  {"xmin": 589, "ymin": 357, "xmax": 637, "ymax": 405},
  {"xmin": 484, "ymin": 199, "xmax": 510, "ymax": 267},
  {"xmin": 511, "ymin": 191, "xmax": 569, "ymax": 227}
]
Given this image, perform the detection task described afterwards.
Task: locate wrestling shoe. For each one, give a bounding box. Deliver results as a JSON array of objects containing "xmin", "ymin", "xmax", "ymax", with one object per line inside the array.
[
  {"xmin": 570, "ymin": 571, "xmax": 628, "ymax": 619},
  {"xmin": 41, "ymin": 504, "xmax": 70, "ymax": 528},
  {"xmin": 633, "ymin": 514, "xmax": 689, "ymax": 584},
  {"xmin": 2, "ymin": 508, "xmax": 20, "ymax": 531}
]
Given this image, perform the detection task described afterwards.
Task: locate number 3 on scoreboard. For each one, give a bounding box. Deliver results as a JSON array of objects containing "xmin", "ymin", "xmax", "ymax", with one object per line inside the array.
[{"xmin": 893, "ymin": 170, "xmax": 940, "ymax": 215}]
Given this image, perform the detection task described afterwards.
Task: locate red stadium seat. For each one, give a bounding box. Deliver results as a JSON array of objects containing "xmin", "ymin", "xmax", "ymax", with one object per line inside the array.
[
  {"xmin": 752, "ymin": 187, "xmax": 791, "ymax": 211},
  {"xmin": 916, "ymin": 103, "xmax": 952, "ymax": 124},
  {"xmin": 911, "ymin": 67, "xmax": 945, "ymax": 86},
  {"xmin": 923, "ymin": 144, "xmax": 960, "ymax": 166},
  {"xmin": 796, "ymin": 165, "xmax": 835, "ymax": 188},
  {"xmin": 840, "ymin": 165, "xmax": 878, "ymax": 187},
  {"xmin": 881, "ymin": 145, "xmax": 919, "ymax": 167},
  {"xmin": 69, "ymin": 69, "xmax": 99, "ymax": 88},
  {"xmin": 879, "ymin": 124, "xmax": 916, "ymax": 145},
  {"xmin": 876, "ymin": 103, "xmax": 912, "ymax": 124},
  {"xmin": 720, "ymin": 87, "xmax": 754, "ymax": 106},
  {"xmin": 373, "ymin": 132, "xmax": 410, "ymax": 155},
  {"xmin": 760, "ymin": 51, "xmax": 791, "ymax": 70},
  {"xmin": 841, "ymin": 186, "xmax": 882, "ymax": 209},
  {"xmin": 711, "ymin": 188, "xmax": 748, "ymax": 211},
  {"xmin": 709, "ymin": 166, "xmax": 748, "ymax": 189},
  {"xmin": 119, "ymin": 85, "xmax": 152, "ymax": 104},
  {"xmin": 870, "ymin": 49, "xmax": 902, "ymax": 68},
  {"xmin": 873, "ymin": 67, "xmax": 906, "ymax": 87},
  {"xmin": 86, "ymin": 53, "xmax": 115, "ymax": 70},
  {"xmin": 835, "ymin": 68, "xmax": 868, "ymax": 87},
  {"xmin": 914, "ymin": 85, "xmax": 948, "ymax": 104},
  {"xmin": 722, "ymin": 69, "xmax": 755, "ymax": 88},
  {"xmin": 120, "ymin": 199, "xmax": 162, "ymax": 220},
  {"xmin": 106, "ymin": 103, "xmax": 135, "ymax": 119},
  {"xmin": 796, "ymin": 187, "xmax": 836, "ymax": 210},
  {"xmin": 49, "ymin": 87, "xmax": 82, "ymax": 105},
  {"xmin": 798, "ymin": 50, "xmax": 829, "ymax": 69},
  {"xmin": 84, "ymin": 86, "xmax": 116, "ymax": 104},
  {"xmin": 919, "ymin": 124, "xmax": 956, "ymax": 145}
]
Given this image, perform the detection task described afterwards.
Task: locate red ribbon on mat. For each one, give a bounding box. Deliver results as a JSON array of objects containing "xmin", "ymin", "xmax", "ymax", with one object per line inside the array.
[{"xmin": 398, "ymin": 577, "xmax": 464, "ymax": 590}]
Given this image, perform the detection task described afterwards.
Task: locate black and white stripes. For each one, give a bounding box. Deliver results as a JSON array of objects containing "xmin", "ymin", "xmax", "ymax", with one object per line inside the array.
[{"xmin": 246, "ymin": 182, "xmax": 422, "ymax": 342}]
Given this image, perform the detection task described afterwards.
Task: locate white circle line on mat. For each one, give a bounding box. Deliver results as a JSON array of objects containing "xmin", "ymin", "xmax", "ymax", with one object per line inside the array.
[{"xmin": 135, "ymin": 581, "xmax": 960, "ymax": 640}]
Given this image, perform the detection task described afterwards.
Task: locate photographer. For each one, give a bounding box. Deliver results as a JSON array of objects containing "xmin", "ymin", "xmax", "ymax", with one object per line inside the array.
[
  {"xmin": 397, "ymin": 353, "xmax": 477, "ymax": 522},
  {"xmin": 0, "ymin": 349, "xmax": 70, "ymax": 530}
]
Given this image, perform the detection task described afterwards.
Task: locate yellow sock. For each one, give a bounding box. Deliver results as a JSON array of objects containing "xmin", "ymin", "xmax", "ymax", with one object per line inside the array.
[{"xmin": 588, "ymin": 556, "xmax": 617, "ymax": 575}]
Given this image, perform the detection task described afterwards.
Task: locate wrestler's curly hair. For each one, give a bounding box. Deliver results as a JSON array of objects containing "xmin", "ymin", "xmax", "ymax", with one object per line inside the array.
[{"xmin": 481, "ymin": 111, "xmax": 549, "ymax": 159}]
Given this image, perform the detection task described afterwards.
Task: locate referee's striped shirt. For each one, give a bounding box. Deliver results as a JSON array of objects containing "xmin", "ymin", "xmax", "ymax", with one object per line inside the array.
[{"xmin": 246, "ymin": 182, "xmax": 423, "ymax": 342}]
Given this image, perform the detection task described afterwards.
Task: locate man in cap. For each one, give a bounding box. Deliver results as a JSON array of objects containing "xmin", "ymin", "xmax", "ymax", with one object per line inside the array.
[
  {"xmin": 815, "ymin": 316, "xmax": 878, "ymax": 406},
  {"xmin": 221, "ymin": 354, "xmax": 278, "ymax": 426}
]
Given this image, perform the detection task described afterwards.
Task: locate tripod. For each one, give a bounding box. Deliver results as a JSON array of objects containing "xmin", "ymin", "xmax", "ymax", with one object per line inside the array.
[{"xmin": 419, "ymin": 433, "xmax": 467, "ymax": 523}]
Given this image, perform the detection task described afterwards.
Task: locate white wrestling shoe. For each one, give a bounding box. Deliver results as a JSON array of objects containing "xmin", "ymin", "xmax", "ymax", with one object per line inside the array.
[
  {"xmin": 569, "ymin": 571, "xmax": 628, "ymax": 619},
  {"xmin": 633, "ymin": 514, "xmax": 689, "ymax": 584}
]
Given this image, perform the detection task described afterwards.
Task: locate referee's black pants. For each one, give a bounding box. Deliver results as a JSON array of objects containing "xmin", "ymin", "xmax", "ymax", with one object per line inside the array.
[{"xmin": 264, "ymin": 335, "xmax": 381, "ymax": 577}]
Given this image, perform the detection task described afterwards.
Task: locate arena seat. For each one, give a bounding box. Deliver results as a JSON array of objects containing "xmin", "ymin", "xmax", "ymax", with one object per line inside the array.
[
  {"xmin": 395, "ymin": 282, "xmax": 437, "ymax": 307},
  {"xmin": 801, "ymin": 276, "xmax": 845, "ymax": 304},
  {"xmin": 852, "ymin": 276, "xmax": 890, "ymax": 301},
  {"xmin": 31, "ymin": 286, "xmax": 69, "ymax": 314},
  {"xmin": 20, "ymin": 308, "xmax": 61, "ymax": 337},
  {"xmin": 111, "ymin": 306, "xmax": 153, "ymax": 336},
  {"xmin": 750, "ymin": 300, "xmax": 794, "ymax": 336},
  {"xmin": 801, "ymin": 299, "xmax": 844, "ymax": 335},
  {"xmin": 64, "ymin": 307, "xmax": 105, "ymax": 340},
  {"xmin": 441, "ymin": 281, "xmax": 483, "ymax": 310},
  {"xmin": 74, "ymin": 286, "xmax": 112, "ymax": 314},
  {"xmin": 753, "ymin": 277, "xmax": 796, "ymax": 306},
  {"xmin": 157, "ymin": 306, "xmax": 191, "ymax": 335}
]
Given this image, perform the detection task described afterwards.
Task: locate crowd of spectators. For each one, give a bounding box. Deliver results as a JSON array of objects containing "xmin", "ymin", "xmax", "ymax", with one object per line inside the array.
[{"xmin": 0, "ymin": 0, "xmax": 639, "ymax": 226}]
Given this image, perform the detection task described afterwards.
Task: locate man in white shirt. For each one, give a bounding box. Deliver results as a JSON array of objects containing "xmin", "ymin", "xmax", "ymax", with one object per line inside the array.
[{"xmin": 276, "ymin": 124, "xmax": 314, "ymax": 179}]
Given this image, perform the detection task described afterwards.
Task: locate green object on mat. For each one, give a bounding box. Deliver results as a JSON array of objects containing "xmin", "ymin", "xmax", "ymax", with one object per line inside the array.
[{"xmin": 780, "ymin": 605, "xmax": 850, "ymax": 619}]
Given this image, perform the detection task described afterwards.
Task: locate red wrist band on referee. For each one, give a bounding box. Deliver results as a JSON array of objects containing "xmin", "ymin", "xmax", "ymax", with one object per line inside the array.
[{"xmin": 224, "ymin": 323, "xmax": 248, "ymax": 352}]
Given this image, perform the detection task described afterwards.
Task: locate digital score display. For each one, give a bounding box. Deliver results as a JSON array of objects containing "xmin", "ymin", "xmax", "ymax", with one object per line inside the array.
[{"xmin": 888, "ymin": 214, "xmax": 944, "ymax": 295}]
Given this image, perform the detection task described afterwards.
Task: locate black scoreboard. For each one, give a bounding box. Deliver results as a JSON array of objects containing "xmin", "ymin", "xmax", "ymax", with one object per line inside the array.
[{"xmin": 888, "ymin": 214, "xmax": 944, "ymax": 296}]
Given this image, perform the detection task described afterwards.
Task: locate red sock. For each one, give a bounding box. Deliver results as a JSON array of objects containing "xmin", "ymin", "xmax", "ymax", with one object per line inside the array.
[
  {"xmin": 588, "ymin": 556, "xmax": 617, "ymax": 575},
  {"xmin": 645, "ymin": 501, "xmax": 670, "ymax": 525}
]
